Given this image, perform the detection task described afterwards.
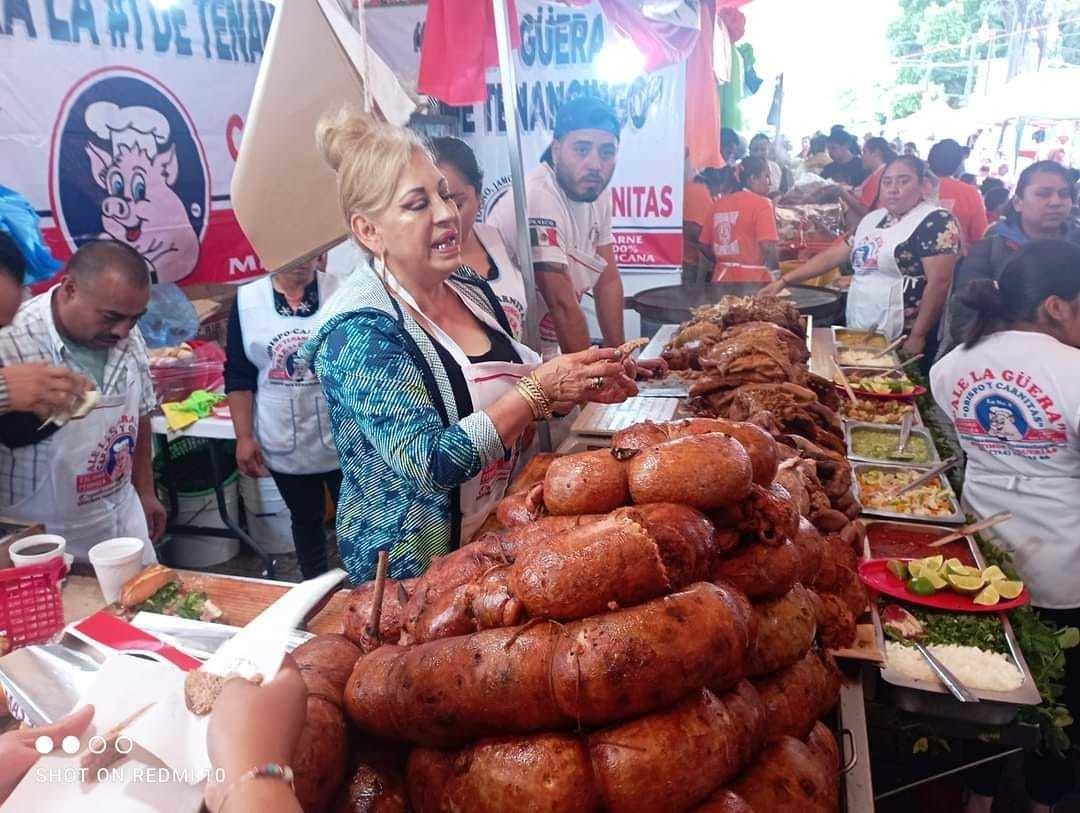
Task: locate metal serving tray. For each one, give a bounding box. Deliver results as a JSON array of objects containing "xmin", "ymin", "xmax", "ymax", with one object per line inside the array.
[
  {"xmin": 845, "ymin": 421, "xmax": 940, "ymax": 466},
  {"xmin": 865, "ymin": 520, "xmax": 1042, "ymax": 724},
  {"xmin": 835, "ymin": 345, "xmax": 901, "ymax": 370},
  {"xmin": 831, "ymin": 326, "xmax": 890, "ymax": 349},
  {"xmin": 852, "ymin": 462, "xmax": 966, "ymax": 525},
  {"xmin": 840, "ymin": 402, "xmax": 923, "ymax": 428}
]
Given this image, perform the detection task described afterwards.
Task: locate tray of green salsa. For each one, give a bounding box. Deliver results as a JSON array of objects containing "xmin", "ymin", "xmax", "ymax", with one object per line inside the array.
[{"xmin": 845, "ymin": 422, "xmax": 940, "ymax": 465}]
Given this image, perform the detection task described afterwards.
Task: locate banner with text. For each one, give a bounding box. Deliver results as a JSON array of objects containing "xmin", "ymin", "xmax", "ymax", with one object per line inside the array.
[
  {"xmin": 369, "ymin": 0, "xmax": 685, "ymax": 272},
  {"xmin": 0, "ymin": 0, "xmax": 275, "ymax": 286}
]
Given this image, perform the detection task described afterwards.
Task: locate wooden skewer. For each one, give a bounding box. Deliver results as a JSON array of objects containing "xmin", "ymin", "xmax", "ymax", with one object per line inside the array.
[
  {"xmin": 832, "ymin": 358, "xmax": 858, "ymax": 404},
  {"xmin": 365, "ymin": 550, "xmax": 390, "ymax": 641},
  {"xmin": 929, "ymin": 512, "xmax": 1014, "ymax": 548},
  {"xmin": 81, "ymin": 702, "xmax": 156, "ymax": 776},
  {"xmin": 895, "ymin": 353, "xmax": 924, "ymax": 370},
  {"xmin": 871, "ymin": 334, "xmax": 907, "ymax": 358}
]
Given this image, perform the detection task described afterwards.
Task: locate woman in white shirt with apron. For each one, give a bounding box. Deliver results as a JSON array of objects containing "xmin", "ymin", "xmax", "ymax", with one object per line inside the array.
[
  {"xmin": 764, "ymin": 156, "xmax": 961, "ymax": 371},
  {"xmin": 432, "ymin": 137, "xmax": 528, "ymax": 340},
  {"xmin": 225, "ymin": 254, "xmax": 341, "ymax": 578},
  {"xmin": 931, "ymin": 239, "xmax": 1080, "ymax": 810}
]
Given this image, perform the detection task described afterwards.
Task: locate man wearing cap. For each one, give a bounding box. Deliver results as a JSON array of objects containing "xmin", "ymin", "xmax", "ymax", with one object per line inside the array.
[
  {"xmin": 488, "ymin": 95, "xmax": 626, "ymax": 360},
  {"xmin": 928, "ymin": 138, "xmax": 989, "ymax": 250}
]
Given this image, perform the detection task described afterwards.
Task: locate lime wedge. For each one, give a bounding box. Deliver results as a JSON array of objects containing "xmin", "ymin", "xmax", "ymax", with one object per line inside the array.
[
  {"xmin": 887, "ymin": 560, "xmax": 910, "ymax": 581},
  {"xmin": 907, "ymin": 577, "xmax": 937, "ymax": 596},
  {"xmin": 907, "ymin": 560, "xmax": 924, "ymax": 579},
  {"xmin": 995, "ymin": 580, "xmax": 1024, "ymax": 600},
  {"xmin": 925, "ymin": 571, "xmax": 948, "ymax": 590},
  {"xmin": 944, "ymin": 558, "xmax": 967, "ymax": 575},
  {"xmin": 920, "ymin": 555, "xmax": 945, "ymax": 572},
  {"xmin": 973, "ymin": 584, "xmax": 1001, "ymax": 606},
  {"xmin": 947, "ymin": 573, "xmax": 986, "ymax": 595},
  {"xmin": 982, "ymin": 565, "xmax": 1008, "ymax": 583}
]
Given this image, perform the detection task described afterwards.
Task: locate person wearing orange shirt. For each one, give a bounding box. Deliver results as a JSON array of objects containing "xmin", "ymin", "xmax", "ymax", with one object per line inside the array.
[
  {"xmin": 682, "ymin": 155, "xmax": 718, "ymax": 286},
  {"xmin": 929, "ymin": 139, "xmax": 989, "ymax": 251},
  {"xmin": 700, "ymin": 157, "xmax": 779, "ymax": 279}
]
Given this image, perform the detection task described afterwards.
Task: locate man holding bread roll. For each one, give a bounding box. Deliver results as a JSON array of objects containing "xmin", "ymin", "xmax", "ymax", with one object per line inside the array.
[{"xmin": 0, "ymin": 240, "xmax": 164, "ymax": 563}]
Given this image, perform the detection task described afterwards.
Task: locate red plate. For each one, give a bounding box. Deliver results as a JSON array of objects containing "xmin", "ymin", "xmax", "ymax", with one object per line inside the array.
[
  {"xmin": 834, "ymin": 383, "xmax": 926, "ymax": 401},
  {"xmin": 858, "ymin": 558, "xmax": 1030, "ymax": 613}
]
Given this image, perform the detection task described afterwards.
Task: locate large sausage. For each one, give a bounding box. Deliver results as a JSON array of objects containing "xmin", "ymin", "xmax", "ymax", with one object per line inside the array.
[
  {"xmin": 543, "ymin": 450, "xmax": 630, "ymax": 515},
  {"xmin": 346, "ymin": 583, "xmax": 751, "ymax": 746},
  {"xmin": 509, "ymin": 513, "xmax": 669, "ymax": 620},
  {"xmin": 725, "ymin": 736, "xmax": 838, "ymax": 813},
  {"xmin": 407, "ymin": 734, "xmax": 601, "ymax": 813},
  {"xmin": 809, "ymin": 589, "xmax": 857, "ymax": 650},
  {"xmin": 342, "ymin": 579, "xmax": 417, "ymax": 652},
  {"xmin": 693, "ymin": 790, "xmax": 754, "ymax": 813},
  {"xmin": 790, "ymin": 517, "xmax": 825, "ymax": 586},
  {"xmin": 611, "ymin": 419, "xmax": 778, "ymax": 487},
  {"xmin": 713, "ymin": 538, "xmax": 800, "ymax": 600},
  {"xmin": 612, "ymin": 503, "xmax": 717, "ymax": 587},
  {"xmin": 494, "ymin": 482, "xmax": 545, "ymax": 527},
  {"xmin": 746, "ymin": 584, "xmax": 817, "ymax": 677},
  {"xmin": 588, "ymin": 682, "xmax": 764, "ymax": 813},
  {"xmin": 628, "ymin": 435, "xmax": 753, "ymax": 510},
  {"xmin": 709, "ymin": 483, "xmax": 799, "ymax": 547},
  {"xmin": 293, "ymin": 634, "xmax": 362, "ymax": 708},
  {"xmin": 752, "ymin": 650, "xmax": 842, "ymax": 743},
  {"xmin": 294, "ymin": 695, "xmax": 350, "ymax": 813},
  {"xmin": 806, "ymin": 721, "xmax": 840, "ymax": 775},
  {"xmin": 812, "ymin": 533, "xmax": 859, "ymax": 594}
]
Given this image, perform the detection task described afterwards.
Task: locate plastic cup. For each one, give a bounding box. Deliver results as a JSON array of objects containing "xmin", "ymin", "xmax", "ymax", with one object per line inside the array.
[
  {"xmin": 10, "ymin": 534, "xmax": 67, "ymax": 568},
  {"xmin": 87, "ymin": 538, "xmax": 146, "ymax": 604}
]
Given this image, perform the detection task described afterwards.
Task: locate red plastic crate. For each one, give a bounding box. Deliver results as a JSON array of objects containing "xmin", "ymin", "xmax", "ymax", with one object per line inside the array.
[{"xmin": 0, "ymin": 557, "xmax": 66, "ymax": 650}]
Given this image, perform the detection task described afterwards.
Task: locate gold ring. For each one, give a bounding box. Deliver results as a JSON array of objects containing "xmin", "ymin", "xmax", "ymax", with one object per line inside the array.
[{"xmin": 591, "ymin": 376, "xmax": 604, "ymax": 390}]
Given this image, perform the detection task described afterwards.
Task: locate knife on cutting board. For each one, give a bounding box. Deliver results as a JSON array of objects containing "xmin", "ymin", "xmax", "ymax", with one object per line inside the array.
[{"xmin": 197, "ymin": 568, "xmax": 346, "ymax": 682}]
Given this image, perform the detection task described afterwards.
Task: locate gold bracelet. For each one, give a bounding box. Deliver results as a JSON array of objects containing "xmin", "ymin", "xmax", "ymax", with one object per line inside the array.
[
  {"xmin": 514, "ymin": 379, "xmax": 543, "ymax": 420},
  {"xmin": 516, "ymin": 376, "xmax": 553, "ymax": 421}
]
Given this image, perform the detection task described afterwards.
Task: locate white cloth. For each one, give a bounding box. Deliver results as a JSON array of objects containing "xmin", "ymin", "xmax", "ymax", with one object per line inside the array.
[
  {"xmin": 931, "ymin": 331, "xmax": 1080, "ymax": 608},
  {"xmin": 379, "ymin": 269, "xmax": 541, "ymax": 543},
  {"xmin": 473, "ymin": 222, "xmax": 527, "ymax": 342},
  {"xmin": 846, "ymin": 202, "xmax": 938, "ymax": 340},
  {"xmin": 767, "ymin": 159, "xmax": 782, "ymax": 194},
  {"xmin": 487, "ymin": 163, "xmax": 613, "ymax": 360},
  {"xmin": 236, "ymin": 273, "xmax": 340, "ymax": 474}
]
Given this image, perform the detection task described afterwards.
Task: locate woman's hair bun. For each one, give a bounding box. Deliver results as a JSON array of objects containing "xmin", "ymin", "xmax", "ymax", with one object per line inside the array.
[
  {"xmin": 316, "ymin": 107, "xmax": 377, "ymax": 173},
  {"xmin": 958, "ymin": 278, "xmax": 1006, "ymax": 316}
]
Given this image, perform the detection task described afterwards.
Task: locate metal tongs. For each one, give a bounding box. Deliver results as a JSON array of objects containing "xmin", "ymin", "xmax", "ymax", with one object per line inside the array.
[
  {"xmin": 929, "ymin": 512, "xmax": 1014, "ymax": 548},
  {"xmin": 885, "ymin": 456, "xmax": 960, "ymax": 498}
]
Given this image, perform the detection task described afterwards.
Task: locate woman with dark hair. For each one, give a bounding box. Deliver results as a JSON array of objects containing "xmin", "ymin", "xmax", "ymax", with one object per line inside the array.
[
  {"xmin": 844, "ymin": 136, "xmax": 897, "ymax": 217},
  {"xmin": 983, "ymin": 186, "xmax": 1010, "ymax": 223},
  {"xmin": 431, "ymin": 137, "xmax": 527, "ymax": 339},
  {"xmin": 927, "ymin": 138, "xmax": 988, "ymax": 249},
  {"xmin": 941, "ymin": 160, "xmax": 1079, "ymax": 355},
  {"xmin": 764, "ymin": 155, "xmax": 960, "ymax": 361},
  {"xmin": 700, "ymin": 156, "xmax": 779, "ymax": 278},
  {"xmin": 930, "ymin": 239, "xmax": 1080, "ymax": 811}
]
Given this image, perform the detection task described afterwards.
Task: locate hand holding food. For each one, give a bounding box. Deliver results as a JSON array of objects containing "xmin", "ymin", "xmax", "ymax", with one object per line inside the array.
[{"xmin": 2, "ymin": 362, "xmax": 94, "ymax": 421}]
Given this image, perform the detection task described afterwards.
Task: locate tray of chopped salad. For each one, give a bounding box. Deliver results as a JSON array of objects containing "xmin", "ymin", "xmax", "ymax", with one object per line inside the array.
[
  {"xmin": 835, "ymin": 369, "xmax": 926, "ymax": 400},
  {"xmin": 853, "ymin": 463, "xmax": 965, "ymax": 524},
  {"xmin": 864, "ymin": 522, "xmax": 1042, "ymax": 723}
]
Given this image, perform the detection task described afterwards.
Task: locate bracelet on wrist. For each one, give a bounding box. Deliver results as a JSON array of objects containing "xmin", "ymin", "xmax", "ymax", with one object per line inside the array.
[
  {"xmin": 515, "ymin": 376, "xmax": 553, "ymax": 421},
  {"xmin": 218, "ymin": 763, "xmax": 294, "ymax": 813}
]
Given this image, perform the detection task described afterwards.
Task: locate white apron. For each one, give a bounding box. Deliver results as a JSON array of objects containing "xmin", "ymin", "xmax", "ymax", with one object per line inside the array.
[
  {"xmin": 7, "ymin": 369, "xmax": 153, "ymax": 564},
  {"xmin": 382, "ymin": 272, "xmax": 541, "ymax": 543},
  {"xmin": 237, "ymin": 273, "xmax": 340, "ymax": 475},
  {"xmin": 846, "ymin": 201, "xmax": 937, "ymax": 341},
  {"xmin": 474, "ymin": 223, "xmax": 528, "ymax": 342},
  {"xmin": 538, "ymin": 247, "xmax": 607, "ymax": 361},
  {"xmin": 963, "ymin": 469, "xmax": 1080, "ymax": 609}
]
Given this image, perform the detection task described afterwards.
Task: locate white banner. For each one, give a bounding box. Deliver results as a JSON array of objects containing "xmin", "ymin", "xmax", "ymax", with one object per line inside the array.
[
  {"xmin": 0, "ymin": 0, "xmax": 275, "ymax": 285},
  {"xmin": 368, "ymin": 0, "xmax": 685, "ymax": 272}
]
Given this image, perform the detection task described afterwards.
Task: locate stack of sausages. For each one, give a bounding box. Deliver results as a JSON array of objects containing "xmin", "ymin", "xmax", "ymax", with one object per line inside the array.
[{"xmin": 291, "ymin": 417, "xmax": 851, "ymax": 813}]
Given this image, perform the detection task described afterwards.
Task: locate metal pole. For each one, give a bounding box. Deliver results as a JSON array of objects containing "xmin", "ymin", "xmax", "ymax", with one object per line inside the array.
[{"xmin": 491, "ymin": 0, "xmax": 551, "ymax": 452}]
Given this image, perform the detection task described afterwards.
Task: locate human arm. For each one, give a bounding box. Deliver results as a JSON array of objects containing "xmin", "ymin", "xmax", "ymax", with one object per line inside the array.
[
  {"xmin": 0, "ymin": 363, "xmax": 91, "ymax": 419},
  {"xmin": 224, "ymin": 300, "xmax": 268, "ymax": 477},
  {"xmin": 759, "ymin": 239, "xmax": 850, "ymax": 296},
  {"xmin": 134, "ymin": 414, "xmax": 166, "ymax": 541},
  {"xmin": 0, "ymin": 705, "xmax": 95, "ymax": 804},
  {"xmin": 314, "ymin": 320, "xmax": 632, "ymax": 496},
  {"xmin": 205, "ymin": 657, "xmax": 306, "ymax": 813},
  {"xmin": 904, "ymin": 212, "xmax": 961, "ymax": 355},
  {"xmin": 593, "ymin": 244, "xmax": 625, "ymax": 348},
  {"xmin": 535, "ymin": 263, "xmax": 593, "ymax": 352}
]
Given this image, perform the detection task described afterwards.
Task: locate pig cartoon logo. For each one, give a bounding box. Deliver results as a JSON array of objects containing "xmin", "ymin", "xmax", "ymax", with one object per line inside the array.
[{"xmin": 50, "ymin": 70, "xmax": 209, "ymax": 284}]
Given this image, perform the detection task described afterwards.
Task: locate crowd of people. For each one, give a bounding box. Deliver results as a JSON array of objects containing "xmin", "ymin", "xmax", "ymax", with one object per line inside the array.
[{"xmin": 0, "ymin": 89, "xmax": 1078, "ymax": 810}]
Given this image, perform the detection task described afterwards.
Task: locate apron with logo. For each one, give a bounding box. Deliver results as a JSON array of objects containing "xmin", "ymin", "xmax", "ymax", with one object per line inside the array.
[
  {"xmin": 7, "ymin": 358, "xmax": 153, "ymax": 564},
  {"xmin": 846, "ymin": 201, "xmax": 936, "ymax": 341},
  {"xmin": 963, "ymin": 469, "xmax": 1080, "ymax": 609},
  {"xmin": 537, "ymin": 247, "xmax": 607, "ymax": 361},
  {"xmin": 474, "ymin": 223, "xmax": 528, "ymax": 342},
  {"xmin": 237, "ymin": 273, "xmax": 340, "ymax": 475},
  {"xmin": 382, "ymin": 272, "xmax": 541, "ymax": 543}
]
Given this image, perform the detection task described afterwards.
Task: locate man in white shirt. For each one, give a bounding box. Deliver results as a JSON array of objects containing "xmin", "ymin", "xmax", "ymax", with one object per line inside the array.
[
  {"xmin": 749, "ymin": 133, "xmax": 783, "ymax": 195},
  {"xmin": 489, "ymin": 96, "xmax": 626, "ymax": 360},
  {"xmin": 0, "ymin": 240, "xmax": 164, "ymax": 563}
]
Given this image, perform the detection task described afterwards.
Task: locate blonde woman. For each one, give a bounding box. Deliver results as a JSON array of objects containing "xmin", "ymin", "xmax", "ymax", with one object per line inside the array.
[{"xmin": 304, "ymin": 110, "xmax": 636, "ymax": 582}]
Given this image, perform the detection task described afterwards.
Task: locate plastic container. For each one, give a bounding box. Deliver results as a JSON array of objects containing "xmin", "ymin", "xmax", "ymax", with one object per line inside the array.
[
  {"xmin": 0, "ymin": 557, "xmax": 67, "ymax": 649},
  {"xmin": 239, "ymin": 474, "xmax": 295, "ymax": 555},
  {"xmin": 149, "ymin": 341, "xmax": 226, "ymax": 404},
  {"xmin": 87, "ymin": 537, "xmax": 145, "ymax": 604},
  {"xmin": 160, "ymin": 476, "xmax": 241, "ymax": 568}
]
